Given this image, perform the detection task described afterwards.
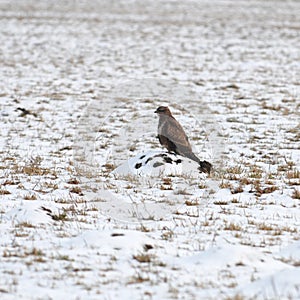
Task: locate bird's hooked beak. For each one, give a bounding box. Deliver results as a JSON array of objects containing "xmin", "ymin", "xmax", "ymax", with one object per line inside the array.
[{"xmin": 154, "ymin": 108, "xmax": 158, "ymax": 113}]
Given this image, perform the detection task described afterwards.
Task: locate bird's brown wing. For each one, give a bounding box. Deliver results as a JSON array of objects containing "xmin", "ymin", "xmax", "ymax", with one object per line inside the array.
[{"xmin": 161, "ymin": 117, "xmax": 193, "ymax": 154}]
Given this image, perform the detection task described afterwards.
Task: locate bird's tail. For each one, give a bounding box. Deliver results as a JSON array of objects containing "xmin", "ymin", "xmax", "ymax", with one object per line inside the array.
[
  {"xmin": 183, "ymin": 151, "xmax": 212, "ymax": 174},
  {"xmin": 199, "ymin": 160, "xmax": 212, "ymax": 174}
]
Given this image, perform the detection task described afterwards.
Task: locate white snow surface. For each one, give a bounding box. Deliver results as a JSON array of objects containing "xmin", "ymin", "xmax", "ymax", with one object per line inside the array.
[{"xmin": 1, "ymin": 0, "xmax": 300, "ymax": 299}]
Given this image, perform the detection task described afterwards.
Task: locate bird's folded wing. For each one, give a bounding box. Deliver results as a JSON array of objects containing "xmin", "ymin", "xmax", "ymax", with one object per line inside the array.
[{"xmin": 162, "ymin": 117, "xmax": 192, "ymax": 151}]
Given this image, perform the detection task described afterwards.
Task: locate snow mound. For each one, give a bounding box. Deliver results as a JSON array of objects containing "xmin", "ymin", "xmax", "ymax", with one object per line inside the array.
[
  {"xmin": 239, "ymin": 268, "xmax": 300, "ymax": 299},
  {"xmin": 276, "ymin": 240, "xmax": 300, "ymax": 263},
  {"xmin": 113, "ymin": 150, "xmax": 207, "ymax": 178},
  {"xmin": 63, "ymin": 229, "xmax": 153, "ymax": 254},
  {"xmin": 170, "ymin": 244, "xmax": 286, "ymax": 273},
  {"xmin": 5, "ymin": 202, "xmax": 54, "ymax": 225}
]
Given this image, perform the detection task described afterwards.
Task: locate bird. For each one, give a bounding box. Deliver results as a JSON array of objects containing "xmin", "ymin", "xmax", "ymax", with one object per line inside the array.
[{"xmin": 154, "ymin": 106, "xmax": 212, "ymax": 173}]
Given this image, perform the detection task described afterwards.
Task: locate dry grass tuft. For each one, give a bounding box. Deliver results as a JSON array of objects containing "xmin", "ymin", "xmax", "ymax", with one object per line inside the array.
[
  {"xmin": 224, "ymin": 222, "xmax": 242, "ymax": 231},
  {"xmin": 287, "ymin": 170, "xmax": 300, "ymax": 179},
  {"xmin": 292, "ymin": 189, "xmax": 300, "ymax": 199},
  {"xmin": 133, "ymin": 253, "xmax": 152, "ymax": 263},
  {"xmin": 160, "ymin": 177, "xmax": 173, "ymax": 190},
  {"xmin": 0, "ymin": 188, "xmax": 11, "ymax": 195},
  {"xmin": 23, "ymin": 193, "xmax": 37, "ymax": 200}
]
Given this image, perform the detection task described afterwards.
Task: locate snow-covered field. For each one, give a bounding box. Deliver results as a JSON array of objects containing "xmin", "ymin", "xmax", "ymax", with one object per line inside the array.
[{"xmin": 1, "ymin": 0, "xmax": 300, "ymax": 299}]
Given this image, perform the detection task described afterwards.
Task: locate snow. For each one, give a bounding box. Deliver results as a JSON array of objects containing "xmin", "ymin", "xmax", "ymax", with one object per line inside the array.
[
  {"xmin": 113, "ymin": 150, "xmax": 208, "ymax": 177},
  {"xmin": 5, "ymin": 202, "xmax": 52, "ymax": 225},
  {"xmin": 1, "ymin": 0, "xmax": 300, "ymax": 299},
  {"xmin": 239, "ymin": 269, "xmax": 300, "ymax": 300}
]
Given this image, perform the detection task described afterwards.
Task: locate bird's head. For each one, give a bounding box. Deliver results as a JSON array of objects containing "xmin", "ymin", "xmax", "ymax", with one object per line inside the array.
[{"xmin": 154, "ymin": 106, "xmax": 172, "ymax": 116}]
